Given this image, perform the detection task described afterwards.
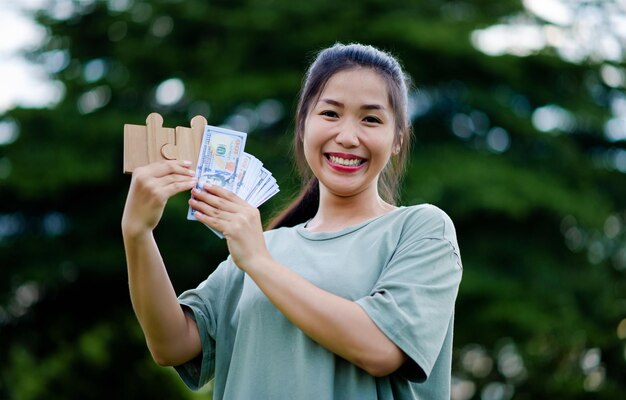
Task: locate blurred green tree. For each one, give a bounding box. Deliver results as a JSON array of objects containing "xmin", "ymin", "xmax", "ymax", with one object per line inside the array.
[{"xmin": 1, "ymin": 0, "xmax": 625, "ymax": 399}]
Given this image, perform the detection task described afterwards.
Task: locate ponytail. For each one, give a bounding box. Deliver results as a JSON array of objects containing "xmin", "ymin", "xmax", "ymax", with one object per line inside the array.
[{"xmin": 266, "ymin": 178, "xmax": 319, "ymax": 229}]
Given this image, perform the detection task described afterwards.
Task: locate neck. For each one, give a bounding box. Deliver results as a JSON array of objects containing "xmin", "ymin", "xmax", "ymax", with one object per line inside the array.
[{"xmin": 306, "ymin": 185, "xmax": 396, "ymax": 232}]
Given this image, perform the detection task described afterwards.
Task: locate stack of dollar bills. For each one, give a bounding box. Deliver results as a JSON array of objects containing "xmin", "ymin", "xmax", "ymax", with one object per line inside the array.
[{"xmin": 187, "ymin": 124, "xmax": 279, "ymax": 238}]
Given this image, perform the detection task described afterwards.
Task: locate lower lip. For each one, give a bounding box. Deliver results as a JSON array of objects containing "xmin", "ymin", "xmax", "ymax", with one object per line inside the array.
[{"xmin": 325, "ymin": 157, "xmax": 366, "ymax": 172}]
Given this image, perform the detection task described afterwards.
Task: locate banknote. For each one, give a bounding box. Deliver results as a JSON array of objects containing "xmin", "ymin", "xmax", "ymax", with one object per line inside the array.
[
  {"xmin": 233, "ymin": 153, "xmax": 253, "ymax": 195},
  {"xmin": 237, "ymin": 161, "xmax": 279, "ymax": 207},
  {"xmin": 187, "ymin": 125, "xmax": 247, "ymax": 238},
  {"xmin": 248, "ymin": 168, "xmax": 277, "ymax": 207},
  {"xmin": 253, "ymin": 177, "xmax": 279, "ymax": 207},
  {"xmin": 187, "ymin": 125, "xmax": 279, "ymax": 237}
]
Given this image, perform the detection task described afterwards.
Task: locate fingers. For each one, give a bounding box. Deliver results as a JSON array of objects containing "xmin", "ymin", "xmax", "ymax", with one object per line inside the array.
[
  {"xmin": 192, "ymin": 208, "xmax": 224, "ymax": 228},
  {"xmin": 134, "ymin": 160, "xmax": 196, "ymax": 180},
  {"xmin": 204, "ymin": 184, "xmax": 247, "ymax": 205},
  {"xmin": 191, "ymin": 199, "xmax": 260, "ymax": 238},
  {"xmin": 158, "ymin": 160, "xmax": 196, "ymax": 179},
  {"xmin": 123, "ymin": 160, "xmax": 198, "ymax": 235},
  {"xmin": 188, "ymin": 185, "xmax": 258, "ymax": 229},
  {"xmin": 188, "ymin": 193, "xmax": 230, "ymax": 220},
  {"xmin": 131, "ymin": 160, "xmax": 197, "ymax": 202},
  {"xmin": 190, "ymin": 185, "xmax": 245, "ymax": 213},
  {"xmin": 162, "ymin": 176, "xmax": 198, "ymax": 198}
]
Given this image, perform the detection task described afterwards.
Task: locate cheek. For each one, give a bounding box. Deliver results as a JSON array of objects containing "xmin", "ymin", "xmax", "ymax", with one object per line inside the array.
[
  {"xmin": 371, "ymin": 137, "xmax": 396, "ymax": 165},
  {"xmin": 302, "ymin": 121, "xmax": 323, "ymax": 153},
  {"xmin": 302, "ymin": 134, "xmax": 316, "ymax": 166},
  {"xmin": 374, "ymin": 132, "xmax": 396, "ymax": 151}
]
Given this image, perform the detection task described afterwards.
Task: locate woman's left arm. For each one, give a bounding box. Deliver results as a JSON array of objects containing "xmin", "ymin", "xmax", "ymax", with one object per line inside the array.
[{"xmin": 189, "ymin": 184, "xmax": 406, "ymax": 377}]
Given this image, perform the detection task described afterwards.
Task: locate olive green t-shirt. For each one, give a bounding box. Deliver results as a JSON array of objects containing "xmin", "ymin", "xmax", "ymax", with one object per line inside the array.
[{"xmin": 175, "ymin": 204, "xmax": 463, "ymax": 399}]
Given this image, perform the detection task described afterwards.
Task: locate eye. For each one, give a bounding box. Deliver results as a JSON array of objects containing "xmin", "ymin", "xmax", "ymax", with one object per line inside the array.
[
  {"xmin": 363, "ymin": 115, "xmax": 382, "ymax": 124},
  {"xmin": 320, "ymin": 110, "xmax": 339, "ymax": 118}
]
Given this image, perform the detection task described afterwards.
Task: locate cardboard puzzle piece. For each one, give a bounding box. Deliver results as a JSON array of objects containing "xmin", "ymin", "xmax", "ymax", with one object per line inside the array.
[{"xmin": 123, "ymin": 112, "xmax": 207, "ymax": 174}]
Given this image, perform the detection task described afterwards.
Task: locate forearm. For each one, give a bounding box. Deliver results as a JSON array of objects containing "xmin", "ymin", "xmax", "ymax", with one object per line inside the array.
[
  {"xmin": 123, "ymin": 230, "xmax": 199, "ymax": 365},
  {"xmin": 188, "ymin": 184, "xmax": 406, "ymax": 374},
  {"xmin": 245, "ymin": 257, "xmax": 406, "ymax": 376}
]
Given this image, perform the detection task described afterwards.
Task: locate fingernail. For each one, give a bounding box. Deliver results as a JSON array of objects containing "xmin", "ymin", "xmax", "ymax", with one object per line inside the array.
[
  {"xmin": 188, "ymin": 169, "xmax": 196, "ymax": 176},
  {"xmin": 182, "ymin": 160, "xmax": 192, "ymax": 165}
]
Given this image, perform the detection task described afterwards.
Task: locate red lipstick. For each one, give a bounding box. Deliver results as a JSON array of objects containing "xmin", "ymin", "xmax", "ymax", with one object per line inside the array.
[{"xmin": 324, "ymin": 152, "xmax": 367, "ymax": 172}]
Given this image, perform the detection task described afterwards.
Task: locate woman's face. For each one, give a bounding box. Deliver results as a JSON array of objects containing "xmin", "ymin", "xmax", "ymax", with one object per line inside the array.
[{"xmin": 303, "ymin": 68, "xmax": 397, "ymax": 200}]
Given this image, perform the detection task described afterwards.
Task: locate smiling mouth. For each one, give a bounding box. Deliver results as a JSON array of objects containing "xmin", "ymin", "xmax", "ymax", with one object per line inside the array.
[{"xmin": 325, "ymin": 153, "xmax": 366, "ymax": 167}]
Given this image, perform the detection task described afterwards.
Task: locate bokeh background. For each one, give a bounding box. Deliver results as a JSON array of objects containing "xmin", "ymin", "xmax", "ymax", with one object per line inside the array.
[{"xmin": 1, "ymin": 0, "xmax": 625, "ymax": 399}]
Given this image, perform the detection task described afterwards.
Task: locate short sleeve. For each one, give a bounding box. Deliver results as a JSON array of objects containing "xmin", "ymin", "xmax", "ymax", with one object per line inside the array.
[
  {"xmin": 173, "ymin": 259, "xmax": 232, "ymax": 390},
  {"xmin": 355, "ymin": 211, "xmax": 462, "ymax": 382}
]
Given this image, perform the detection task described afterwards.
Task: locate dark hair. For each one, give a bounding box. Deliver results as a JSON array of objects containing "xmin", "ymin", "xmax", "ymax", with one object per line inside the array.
[{"xmin": 267, "ymin": 43, "xmax": 413, "ymax": 229}]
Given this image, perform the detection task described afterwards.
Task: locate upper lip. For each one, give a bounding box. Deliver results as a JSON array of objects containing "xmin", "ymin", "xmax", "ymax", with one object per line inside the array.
[{"xmin": 325, "ymin": 152, "xmax": 366, "ymax": 160}]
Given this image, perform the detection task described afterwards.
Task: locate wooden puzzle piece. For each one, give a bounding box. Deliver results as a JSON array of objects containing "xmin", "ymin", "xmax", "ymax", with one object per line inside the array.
[
  {"xmin": 123, "ymin": 113, "xmax": 207, "ymax": 174},
  {"xmin": 163, "ymin": 115, "xmax": 207, "ymax": 171}
]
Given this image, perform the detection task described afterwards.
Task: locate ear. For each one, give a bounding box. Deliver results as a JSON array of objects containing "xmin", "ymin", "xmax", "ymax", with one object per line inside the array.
[{"xmin": 392, "ymin": 135, "xmax": 403, "ymax": 155}]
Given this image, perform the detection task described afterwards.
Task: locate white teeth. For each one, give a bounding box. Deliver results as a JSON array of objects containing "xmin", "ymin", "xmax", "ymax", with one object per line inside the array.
[{"xmin": 329, "ymin": 155, "xmax": 363, "ymax": 166}]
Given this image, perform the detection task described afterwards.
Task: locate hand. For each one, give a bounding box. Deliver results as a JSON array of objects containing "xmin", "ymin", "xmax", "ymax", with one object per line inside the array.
[
  {"xmin": 188, "ymin": 184, "xmax": 271, "ymax": 271},
  {"xmin": 122, "ymin": 160, "xmax": 197, "ymax": 238}
]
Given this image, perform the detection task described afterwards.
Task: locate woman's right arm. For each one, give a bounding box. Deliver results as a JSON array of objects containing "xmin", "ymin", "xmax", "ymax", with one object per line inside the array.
[{"xmin": 121, "ymin": 160, "xmax": 202, "ymax": 366}]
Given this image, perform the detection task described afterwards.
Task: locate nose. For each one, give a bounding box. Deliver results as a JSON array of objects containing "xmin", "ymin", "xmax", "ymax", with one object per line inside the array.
[{"xmin": 334, "ymin": 119, "xmax": 360, "ymax": 148}]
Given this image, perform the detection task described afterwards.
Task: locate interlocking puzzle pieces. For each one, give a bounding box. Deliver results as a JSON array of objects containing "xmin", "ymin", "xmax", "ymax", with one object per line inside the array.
[{"xmin": 123, "ymin": 112, "xmax": 207, "ymax": 174}]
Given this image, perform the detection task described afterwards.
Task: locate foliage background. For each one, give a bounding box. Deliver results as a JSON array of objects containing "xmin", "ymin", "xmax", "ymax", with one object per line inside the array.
[{"xmin": 1, "ymin": 0, "xmax": 625, "ymax": 399}]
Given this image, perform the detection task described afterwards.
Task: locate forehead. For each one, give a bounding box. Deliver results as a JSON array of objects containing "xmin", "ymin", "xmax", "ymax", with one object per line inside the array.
[{"xmin": 317, "ymin": 68, "xmax": 391, "ymax": 107}]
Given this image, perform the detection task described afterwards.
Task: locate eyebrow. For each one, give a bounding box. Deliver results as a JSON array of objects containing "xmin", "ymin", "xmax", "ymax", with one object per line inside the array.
[{"xmin": 319, "ymin": 98, "xmax": 386, "ymax": 110}]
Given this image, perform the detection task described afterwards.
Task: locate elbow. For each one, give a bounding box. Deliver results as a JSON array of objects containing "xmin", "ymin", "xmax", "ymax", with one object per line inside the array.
[
  {"xmin": 144, "ymin": 317, "xmax": 202, "ymax": 367},
  {"xmin": 148, "ymin": 341, "xmax": 200, "ymax": 368},
  {"xmin": 147, "ymin": 341, "xmax": 184, "ymax": 367},
  {"xmin": 149, "ymin": 347, "xmax": 175, "ymax": 367},
  {"xmin": 357, "ymin": 347, "xmax": 407, "ymax": 378},
  {"xmin": 363, "ymin": 361, "xmax": 400, "ymax": 378}
]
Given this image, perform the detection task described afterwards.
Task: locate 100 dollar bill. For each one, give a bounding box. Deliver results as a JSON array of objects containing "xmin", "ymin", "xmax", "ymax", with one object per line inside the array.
[{"xmin": 187, "ymin": 125, "xmax": 247, "ymax": 225}]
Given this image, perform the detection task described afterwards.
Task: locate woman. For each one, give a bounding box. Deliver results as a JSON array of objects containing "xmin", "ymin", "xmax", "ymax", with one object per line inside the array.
[{"xmin": 122, "ymin": 43, "xmax": 463, "ymax": 399}]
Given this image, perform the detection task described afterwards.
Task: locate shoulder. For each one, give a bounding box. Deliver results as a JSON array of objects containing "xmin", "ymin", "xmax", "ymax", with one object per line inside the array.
[
  {"xmin": 389, "ymin": 204, "xmax": 463, "ymax": 271},
  {"xmin": 398, "ymin": 204, "xmax": 455, "ymax": 235},
  {"xmin": 389, "ymin": 204, "xmax": 460, "ymax": 251},
  {"xmin": 402, "ymin": 203, "xmax": 452, "ymax": 221}
]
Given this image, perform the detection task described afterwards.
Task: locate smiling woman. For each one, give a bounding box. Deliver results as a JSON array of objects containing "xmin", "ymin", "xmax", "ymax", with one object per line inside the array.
[
  {"xmin": 121, "ymin": 42, "xmax": 463, "ymax": 400},
  {"xmin": 302, "ymin": 68, "xmax": 398, "ymax": 230}
]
